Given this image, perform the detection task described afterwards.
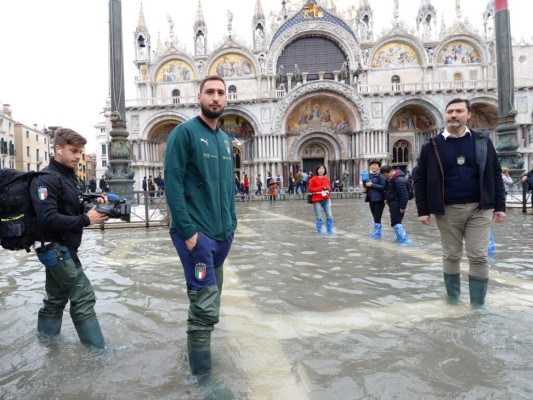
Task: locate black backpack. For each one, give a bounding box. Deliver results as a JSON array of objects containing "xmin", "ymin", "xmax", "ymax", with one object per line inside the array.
[{"xmin": 0, "ymin": 169, "xmax": 55, "ymax": 252}]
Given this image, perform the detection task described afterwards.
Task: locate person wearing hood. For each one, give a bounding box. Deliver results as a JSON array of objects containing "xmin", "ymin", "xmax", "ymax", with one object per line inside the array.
[{"xmin": 380, "ymin": 164, "xmax": 411, "ymax": 244}]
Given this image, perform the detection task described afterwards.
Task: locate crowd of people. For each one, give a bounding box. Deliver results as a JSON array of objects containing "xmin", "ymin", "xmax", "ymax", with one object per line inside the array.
[{"xmin": 19, "ymin": 82, "xmax": 533, "ymax": 385}]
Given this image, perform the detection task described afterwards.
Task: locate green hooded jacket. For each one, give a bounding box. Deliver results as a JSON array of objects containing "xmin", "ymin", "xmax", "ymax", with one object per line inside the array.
[{"xmin": 164, "ymin": 116, "xmax": 237, "ymax": 241}]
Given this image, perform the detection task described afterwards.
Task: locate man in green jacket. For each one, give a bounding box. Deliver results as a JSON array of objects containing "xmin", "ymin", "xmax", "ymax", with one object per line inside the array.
[{"xmin": 164, "ymin": 76, "xmax": 237, "ymax": 377}]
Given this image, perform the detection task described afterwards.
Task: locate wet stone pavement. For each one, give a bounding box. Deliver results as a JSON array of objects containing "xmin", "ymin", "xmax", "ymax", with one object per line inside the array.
[{"xmin": 1, "ymin": 197, "xmax": 533, "ymax": 399}]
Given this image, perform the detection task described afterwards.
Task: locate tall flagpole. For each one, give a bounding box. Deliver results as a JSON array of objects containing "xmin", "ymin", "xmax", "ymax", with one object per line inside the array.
[
  {"xmin": 107, "ymin": 0, "xmax": 135, "ymax": 196},
  {"xmin": 494, "ymin": 0, "xmax": 522, "ymax": 179}
]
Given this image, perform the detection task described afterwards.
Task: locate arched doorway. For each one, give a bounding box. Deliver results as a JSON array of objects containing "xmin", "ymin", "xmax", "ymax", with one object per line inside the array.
[
  {"xmin": 148, "ymin": 120, "xmax": 181, "ymax": 163},
  {"xmin": 301, "ymin": 141, "xmax": 327, "ymax": 174}
]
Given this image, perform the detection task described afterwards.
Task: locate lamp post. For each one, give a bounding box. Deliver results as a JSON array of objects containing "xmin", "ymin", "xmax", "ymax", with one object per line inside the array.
[
  {"xmin": 106, "ymin": 0, "xmax": 135, "ymax": 196},
  {"xmin": 494, "ymin": 0, "xmax": 523, "ymax": 180}
]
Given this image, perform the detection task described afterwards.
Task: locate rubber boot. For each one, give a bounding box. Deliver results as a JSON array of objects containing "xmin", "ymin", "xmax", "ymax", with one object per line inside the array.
[
  {"xmin": 37, "ymin": 317, "xmax": 62, "ymax": 338},
  {"xmin": 326, "ymin": 219, "xmax": 334, "ymax": 235},
  {"xmin": 370, "ymin": 223, "xmax": 382, "ymax": 239},
  {"xmin": 469, "ymin": 275, "xmax": 488, "ymax": 307},
  {"xmin": 188, "ymin": 330, "xmax": 212, "ymax": 376},
  {"xmin": 488, "ymin": 231, "xmax": 495, "ymax": 255},
  {"xmin": 73, "ymin": 316, "xmax": 105, "ymax": 349},
  {"xmin": 393, "ymin": 224, "xmax": 412, "ymax": 244},
  {"xmin": 443, "ymin": 273, "xmax": 461, "ymax": 305},
  {"xmin": 315, "ymin": 219, "xmax": 322, "ymax": 234}
]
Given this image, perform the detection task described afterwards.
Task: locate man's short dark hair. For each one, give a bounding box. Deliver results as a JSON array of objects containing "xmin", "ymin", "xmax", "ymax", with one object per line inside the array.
[
  {"xmin": 446, "ymin": 98, "xmax": 471, "ymax": 113},
  {"xmin": 380, "ymin": 165, "xmax": 393, "ymax": 174},
  {"xmin": 199, "ymin": 75, "xmax": 226, "ymax": 93},
  {"xmin": 315, "ymin": 164, "xmax": 327, "ymax": 175},
  {"xmin": 54, "ymin": 128, "xmax": 87, "ymax": 147}
]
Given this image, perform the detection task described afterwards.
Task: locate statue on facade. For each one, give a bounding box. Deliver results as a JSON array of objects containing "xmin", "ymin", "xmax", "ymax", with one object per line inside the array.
[
  {"xmin": 258, "ymin": 54, "xmax": 266, "ymax": 75},
  {"xmin": 294, "ymin": 64, "xmax": 302, "ymax": 83},
  {"xmin": 276, "ymin": 64, "xmax": 285, "ymax": 88},
  {"xmin": 227, "ymin": 10, "xmax": 233, "ymax": 35},
  {"xmin": 196, "ymin": 34, "xmax": 205, "ymax": 55},
  {"xmin": 341, "ymin": 61, "xmax": 349, "ymax": 81},
  {"xmin": 255, "ymin": 27, "xmax": 265, "ymax": 49}
]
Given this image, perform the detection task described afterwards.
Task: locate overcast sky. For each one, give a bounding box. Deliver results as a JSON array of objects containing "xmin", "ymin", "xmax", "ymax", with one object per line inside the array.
[{"xmin": 1, "ymin": 0, "xmax": 531, "ymax": 153}]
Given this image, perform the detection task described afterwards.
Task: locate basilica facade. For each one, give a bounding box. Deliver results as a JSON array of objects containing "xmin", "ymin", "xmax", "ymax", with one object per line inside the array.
[{"xmin": 103, "ymin": 0, "xmax": 533, "ymax": 189}]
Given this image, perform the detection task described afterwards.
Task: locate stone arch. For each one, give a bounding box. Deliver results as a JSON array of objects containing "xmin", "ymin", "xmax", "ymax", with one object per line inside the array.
[
  {"xmin": 288, "ymin": 128, "xmax": 346, "ymax": 162},
  {"xmin": 222, "ymin": 106, "xmax": 262, "ymax": 137},
  {"xmin": 383, "ymin": 97, "xmax": 443, "ymax": 131},
  {"xmin": 272, "ymin": 80, "xmax": 371, "ymax": 133},
  {"xmin": 435, "ymin": 35, "xmax": 488, "ymax": 65},
  {"xmin": 267, "ymin": 23, "xmax": 362, "ymax": 76},
  {"xmin": 152, "ymin": 54, "xmax": 199, "ymax": 82},
  {"xmin": 369, "ymin": 34, "xmax": 427, "ymax": 67},
  {"xmin": 142, "ymin": 111, "xmax": 189, "ymax": 141},
  {"xmin": 204, "ymin": 48, "xmax": 260, "ymax": 79},
  {"xmin": 469, "ymin": 96, "xmax": 498, "ymax": 130}
]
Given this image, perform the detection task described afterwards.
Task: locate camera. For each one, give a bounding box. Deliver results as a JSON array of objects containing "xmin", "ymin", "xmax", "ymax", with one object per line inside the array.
[{"xmin": 81, "ymin": 193, "xmax": 131, "ymax": 223}]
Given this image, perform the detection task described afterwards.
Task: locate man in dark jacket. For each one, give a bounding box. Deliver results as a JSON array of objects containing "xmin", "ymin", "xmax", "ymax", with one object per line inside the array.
[
  {"xmin": 415, "ymin": 98, "xmax": 506, "ymax": 306},
  {"xmin": 30, "ymin": 128, "xmax": 109, "ymax": 348},
  {"xmin": 380, "ymin": 164, "xmax": 411, "ymax": 244}
]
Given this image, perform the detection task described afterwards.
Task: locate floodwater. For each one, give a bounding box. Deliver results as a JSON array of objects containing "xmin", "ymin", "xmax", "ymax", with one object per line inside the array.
[{"xmin": 1, "ymin": 198, "xmax": 533, "ymax": 399}]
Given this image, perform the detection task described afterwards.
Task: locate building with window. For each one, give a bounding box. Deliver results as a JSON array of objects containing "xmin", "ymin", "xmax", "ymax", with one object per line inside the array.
[
  {"xmin": 0, "ymin": 104, "xmax": 16, "ymax": 169},
  {"xmin": 14, "ymin": 122, "xmax": 51, "ymax": 172},
  {"xmin": 106, "ymin": 0, "xmax": 533, "ymax": 189}
]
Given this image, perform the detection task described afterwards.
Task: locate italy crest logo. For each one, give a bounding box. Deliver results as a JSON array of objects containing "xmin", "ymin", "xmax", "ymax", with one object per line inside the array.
[
  {"xmin": 37, "ymin": 187, "xmax": 48, "ymax": 201},
  {"xmin": 195, "ymin": 262, "xmax": 207, "ymax": 280}
]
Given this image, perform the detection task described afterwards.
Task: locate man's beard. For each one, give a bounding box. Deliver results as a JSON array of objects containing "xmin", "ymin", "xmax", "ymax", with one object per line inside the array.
[{"xmin": 201, "ymin": 103, "xmax": 225, "ymax": 119}]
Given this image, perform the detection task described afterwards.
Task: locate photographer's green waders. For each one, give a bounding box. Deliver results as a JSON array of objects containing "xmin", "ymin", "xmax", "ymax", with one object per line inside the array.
[
  {"xmin": 36, "ymin": 243, "xmax": 105, "ymax": 349},
  {"xmin": 170, "ymin": 229, "xmax": 233, "ymax": 377}
]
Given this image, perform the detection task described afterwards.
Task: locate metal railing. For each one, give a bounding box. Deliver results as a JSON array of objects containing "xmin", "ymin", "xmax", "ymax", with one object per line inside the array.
[{"xmin": 125, "ymin": 79, "xmax": 533, "ymax": 108}]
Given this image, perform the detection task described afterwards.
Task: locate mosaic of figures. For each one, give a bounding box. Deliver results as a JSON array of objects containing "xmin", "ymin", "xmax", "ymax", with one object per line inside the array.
[
  {"xmin": 156, "ymin": 60, "xmax": 194, "ymax": 82},
  {"xmin": 389, "ymin": 106, "xmax": 436, "ymax": 131},
  {"xmin": 438, "ymin": 41, "xmax": 481, "ymax": 65},
  {"xmin": 372, "ymin": 42, "xmax": 421, "ymax": 68},
  {"xmin": 470, "ymin": 107, "xmax": 497, "ymax": 130},
  {"xmin": 209, "ymin": 54, "xmax": 255, "ymax": 78},
  {"xmin": 286, "ymin": 98, "xmax": 350, "ymax": 135},
  {"xmin": 218, "ymin": 115, "xmax": 254, "ymax": 140}
]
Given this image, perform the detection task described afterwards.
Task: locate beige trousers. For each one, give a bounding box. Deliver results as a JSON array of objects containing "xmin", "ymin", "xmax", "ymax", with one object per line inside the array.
[{"xmin": 435, "ymin": 203, "xmax": 492, "ymax": 279}]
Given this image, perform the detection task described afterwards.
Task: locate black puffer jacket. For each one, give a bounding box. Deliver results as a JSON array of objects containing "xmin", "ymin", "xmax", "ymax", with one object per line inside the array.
[
  {"xmin": 30, "ymin": 159, "xmax": 90, "ymax": 249},
  {"xmin": 384, "ymin": 170, "xmax": 409, "ymax": 209}
]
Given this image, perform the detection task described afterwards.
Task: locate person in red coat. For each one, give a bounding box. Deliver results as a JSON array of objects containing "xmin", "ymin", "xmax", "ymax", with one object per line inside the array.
[
  {"xmin": 243, "ymin": 173, "xmax": 250, "ymax": 195},
  {"xmin": 308, "ymin": 164, "xmax": 334, "ymax": 234}
]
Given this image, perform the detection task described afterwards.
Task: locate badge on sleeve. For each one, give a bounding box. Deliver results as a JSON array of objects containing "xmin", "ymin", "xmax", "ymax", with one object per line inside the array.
[
  {"xmin": 194, "ymin": 262, "xmax": 207, "ymax": 280},
  {"xmin": 37, "ymin": 186, "xmax": 48, "ymax": 201}
]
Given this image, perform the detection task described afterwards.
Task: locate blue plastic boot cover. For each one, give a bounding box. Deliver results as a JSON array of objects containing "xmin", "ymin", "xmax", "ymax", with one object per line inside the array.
[
  {"xmin": 315, "ymin": 220, "xmax": 322, "ymax": 233},
  {"xmin": 326, "ymin": 219, "xmax": 334, "ymax": 234},
  {"xmin": 393, "ymin": 224, "xmax": 411, "ymax": 244},
  {"xmin": 370, "ymin": 223, "xmax": 382, "ymax": 239}
]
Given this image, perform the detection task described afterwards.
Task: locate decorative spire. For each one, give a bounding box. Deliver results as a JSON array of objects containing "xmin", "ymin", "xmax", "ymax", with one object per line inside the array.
[
  {"xmin": 254, "ymin": 0, "xmax": 265, "ymax": 20},
  {"xmin": 440, "ymin": 15, "xmax": 447, "ymax": 36},
  {"xmin": 194, "ymin": 0, "xmax": 206, "ymax": 28},
  {"xmin": 393, "ymin": 0, "xmax": 399, "ymax": 23},
  {"xmin": 136, "ymin": 3, "xmax": 146, "ymax": 30}
]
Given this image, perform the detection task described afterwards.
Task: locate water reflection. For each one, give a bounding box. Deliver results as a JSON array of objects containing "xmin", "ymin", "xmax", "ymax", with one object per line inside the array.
[{"xmin": 1, "ymin": 200, "xmax": 533, "ymax": 399}]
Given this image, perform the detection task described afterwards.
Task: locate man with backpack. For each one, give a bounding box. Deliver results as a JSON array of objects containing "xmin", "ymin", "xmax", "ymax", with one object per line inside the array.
[
  {"xmin": 414, "ymin": 98, "xmax": 506, "ymax": 307},
  {"xmin": 30, "ymin": 128, "xmax": 109, "ymax": 349}
]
